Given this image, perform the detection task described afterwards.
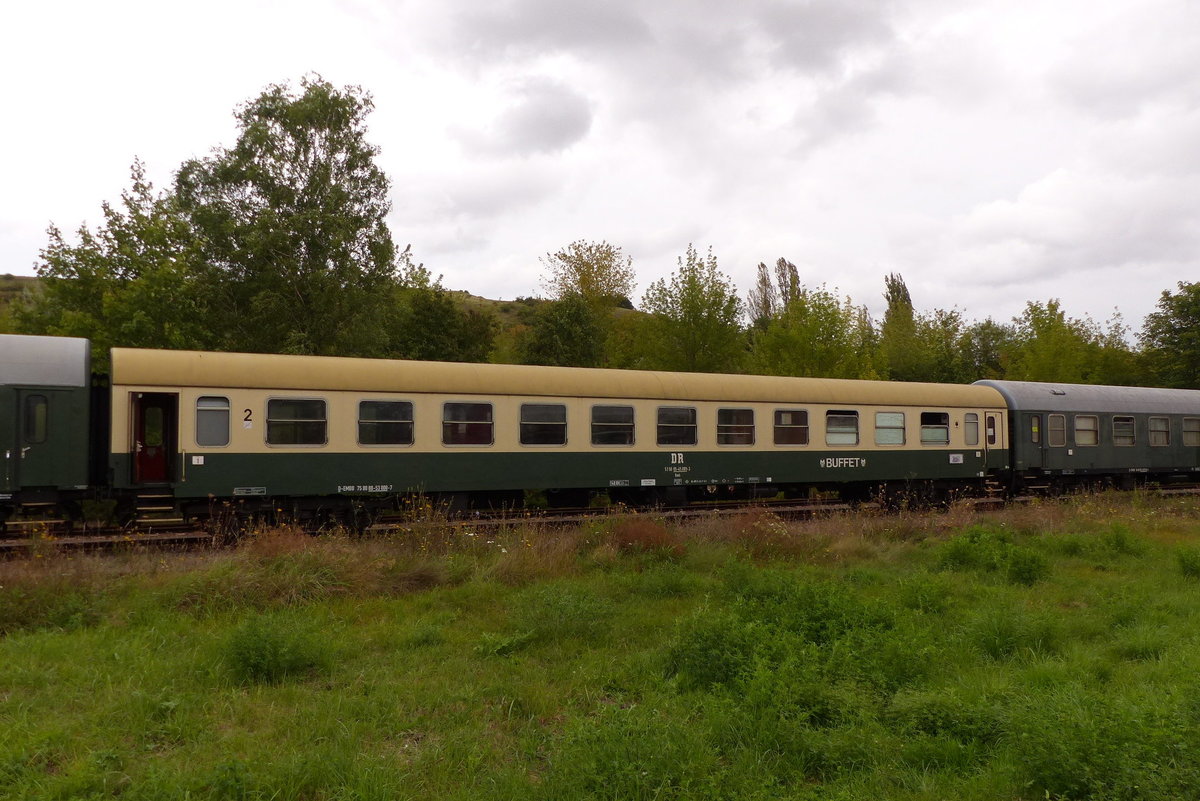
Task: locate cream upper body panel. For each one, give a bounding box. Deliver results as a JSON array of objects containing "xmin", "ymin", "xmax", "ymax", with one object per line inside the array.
[
  {"xmin": 111, "ymin": 348, "xmax": 1006, "ymax": 408},
  {"xmin": 111, "ymin": 386, "xmax": 1007, "ymax": 456}
]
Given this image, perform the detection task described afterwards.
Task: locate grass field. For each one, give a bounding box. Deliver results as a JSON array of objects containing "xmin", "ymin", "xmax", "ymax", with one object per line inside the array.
[{"xmin": 4, "ymin": 493, "xmax": 1200, "ymax": 800}]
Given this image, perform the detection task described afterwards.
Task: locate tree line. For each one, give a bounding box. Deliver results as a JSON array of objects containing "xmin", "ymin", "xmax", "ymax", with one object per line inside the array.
[{"xmin": 6, "ymin": 75, "xmax": 1199, "ymax": 388}]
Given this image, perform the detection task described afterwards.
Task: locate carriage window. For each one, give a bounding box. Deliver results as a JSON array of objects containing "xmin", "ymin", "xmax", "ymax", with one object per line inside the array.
[
  {"xmin": 1185, "ymin": 418, "xmax": 1200, "ymax": 447},
  {"xmin": 592, "ymin": 405, "xmax": 634, "ymax": 446},
  {"xmin": 986, "ymin": 415, "xmax": 998, "ymax": 446},
  {"xmin": 23, "ymin": 394, "xmax": 48, "ymax": 444},
  {"xmin": 774, "ymin": 409, "xmax": 809, "ymax": 445},
  {"xmin": 196, "ymin": 396, "xmax": 230, "ymax": 447},
  {"xmin": 521, "ymin": 403, "xmax": 567, "ymax": 446},
  {"xmin": 1030, "ymin": 415, "xmax": 1041, "ymax": 444},
  {"xmin": 874, "ymin": 412, "xmax": 905, "ymax": 446},
  {"xmin": 1113, "ymin": 416, "xmax": 1135, "ymax": 447},
  {"xmin": 964, "ymin": 413, "xmax": 979, "ymax": 447},
  {"xmin": 658, "ymin": 407, "xmax": 697, "ymax": 446},
  {"xmin": 717, "ymin": 408, "xmax": 754, "ymax": 445},
  {"xmin": 826, "ymin": 411, "xmax": 859, "ymax": 446},
  {"xmin": 267, "ymin": 398, "xmax": 327, "ymax": 446},
  {"xmin": 1149, "ymin": 416, "xmax": 1170, "ymax": 447},
  {"xmin": 443, "ymin": 403, "xmax": 493, "ymax": 446},
  {"xmin": 1047, "ymin": 414, "xmax": 1066, "ymax": 447},
  {"xmin": 920, "ymin": 412, "xmax": 950, "ymax": 445},
  {"xmin": 1074, "ymin": 415, "xmax": 1098, "ymax": 447},
  {"xmin": 359, "ymin": 401, "xmax": 413, "ymax": 446}
]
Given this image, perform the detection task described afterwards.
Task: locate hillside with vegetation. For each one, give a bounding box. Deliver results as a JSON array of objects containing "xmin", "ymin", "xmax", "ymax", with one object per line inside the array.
[
  {"xmin": 0, "ymin": 274, "xmax": 36, "ymax": 332},
  {"xmin": 5, "ymin": 494, "xmax": 1200, "ymax": 799}
]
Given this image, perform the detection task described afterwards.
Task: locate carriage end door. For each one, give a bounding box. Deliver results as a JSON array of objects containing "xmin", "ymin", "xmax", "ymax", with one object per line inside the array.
[
  {"xmin": 131, "ymin": 392, "xmax": 178, "ymax": 484},
  {"xmin": 1024, "ymin": 413, "xmax": 1044, "ymax": 470}
]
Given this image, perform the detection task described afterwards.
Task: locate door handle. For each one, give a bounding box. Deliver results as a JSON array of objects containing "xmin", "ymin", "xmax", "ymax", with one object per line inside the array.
[{"xmin": 20, "ymin": 447, "xmax": 30, "ymax": 459}]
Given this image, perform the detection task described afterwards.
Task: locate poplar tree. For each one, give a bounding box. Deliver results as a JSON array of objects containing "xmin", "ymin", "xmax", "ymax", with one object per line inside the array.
[{"xmin": 746, "ymin": 259, "xmax": 876, "ymax": 378}]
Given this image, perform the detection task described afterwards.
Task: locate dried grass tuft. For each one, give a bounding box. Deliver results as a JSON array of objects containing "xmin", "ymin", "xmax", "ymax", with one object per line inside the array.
[
  {"xmin": 488, "ymin": 528, "xmax": 585, "ymax": 585},
  {"xmin": 607, "ymin": 518, "xmax": 685, "ymax": 560}
]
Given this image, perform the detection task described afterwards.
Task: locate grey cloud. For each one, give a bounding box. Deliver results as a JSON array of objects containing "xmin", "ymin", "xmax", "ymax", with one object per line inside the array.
[
  {"xmin": 1048, "ymin": 1, "xmax": 1200, "ymax": 119},
  {"xmin": 1093, "ymin": 112, "xmax": 1200, "ymax": 177},
  {"xmin": 443, "ymin": 164, "xmax": 559, "ymax": 218},
  {"xmin": 1052, "ymin": 52, "xmax": 1200, "ymax": 120},
  {"xmin": 454, "ymin": 78, "xmax": 593, "ymax": 157},
  {"xmin": 761, "ymin": 0, "xmax": 895, "ymax": 72},
  {"xmin": 929, "ymin": 169, "xmax": 1200, "ymax": 301},
  {"xmin": 451, "ymin": 0, "xmax": 902, "ymax": 85},
  {"xmin": 453, "ymin": 0, "xmax": 652, "ymax": 57},
  {"xmin": 790, "ymin": 54, "xmax": 913, "ymax": 150},
  {"xmin": 796, "ymin": 87, "xmax": 879, "ymax": 149},
  {"xmin": 440, "ymin": 0, "xmax": 910, "ymax": 164}
]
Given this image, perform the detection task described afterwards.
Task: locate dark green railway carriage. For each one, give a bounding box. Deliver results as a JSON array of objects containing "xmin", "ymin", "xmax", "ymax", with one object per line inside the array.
[
  {"xmin": 0, "ymin": 335, "xmax": 92, "ymax": 515},
  {"xmin": 976, "ymin": 380, "xmax": 1200, "ymax": 490},
  {"xmin": 109, "ymin": 347, "xmax": 1010, "ymax": 517}
]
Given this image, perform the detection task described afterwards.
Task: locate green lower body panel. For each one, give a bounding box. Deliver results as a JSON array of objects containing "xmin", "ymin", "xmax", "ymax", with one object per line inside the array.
[{"xmin": 113, "ymin": 448, "xmax": 1006, "ymax": 500}]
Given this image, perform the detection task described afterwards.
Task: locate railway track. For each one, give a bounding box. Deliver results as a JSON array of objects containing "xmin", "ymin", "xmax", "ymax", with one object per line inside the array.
[
  {"xmin": 0, "ymin": 494, "xmax": 1007, "ymax": 554},
  {"xmin": 2, "ymin": 485, "xmax": 1197, "ymax": 555}
]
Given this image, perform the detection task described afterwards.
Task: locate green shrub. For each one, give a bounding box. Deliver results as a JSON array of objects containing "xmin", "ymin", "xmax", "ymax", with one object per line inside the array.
[
  {"xmin": 1109, "ymin": 625, "xmax": 1170, "ymax": 662},
  {"xmin": 936, "ymin": 525, "xmax": 1013, "ymax": 573},
  {"xmin": 732, "ymin": 570, "xmax": 885, "ymax": 645},
  {"xmin": 1177, "ymin": 547, "xmax": 1200, "ymax": 579},
  {"xmin": 0, "ymin": 583, "xmax": 99, "ymax": 635},
  {"xmin": 937, "ymin": 527, "xmax": 1050, "ymax": 586},
  {"xmin": 1101, "ymin": 522, "xmax": 1144, "ymax": 556},
  {"xmin": 1007, "ymin": 687, "xmax": 1200, "ymax": 800},
  {"xmin": 885, "ymin": 687, "xmax": 1004, "ymax": 745},
  {"xmin": 896, "ymin": 733, "xmax": 980, "ymax": 772},
  {"xmin": 627, "ymin": 564, "xmax": 703, "ymax": 599},
  {"xmin": 401, "ymin": 622, "xmax": 445, "ymax": 648},
  {"xmin": 799, "ymin": 722, "xmax": 888, "ymax": 781},
  {"xmin": 827, "ymin": 621, "xmax": 939, "ymax": 692},
  {"xmin": 206, "ymin": 760, "xmax": 253, "ymax": 800},
  {"xmin": 665, "ymin": 608, "xmax": 764, "ymax": 691},
  {"xmin": 896, "ymin": 572, "xmax": 953, "ymax": 614},
  {"xmin": 1005, "ymin": 547, "xmax": 1050, "ymax": 586},
  {"xmin": 511, "ymin": 584, "xmax": 613, "ymax": 642},
  {"xmin": 223, "ymin": 614, "xmax": 328, "ymax": 684},
  {"xmin": 1048, "ymin": 533, "xmax": 1092, "ymax": 557},
  {"xmin": 539, "ymin": 704, "xmax": 721, "ymax": 800},
  {"xmin": 474, "ymin": 630, "xmax": 536, "ymax": 657},
  {"xmin": 967, "ymin": 607, "xmax": 1061, "ymax": 661}
]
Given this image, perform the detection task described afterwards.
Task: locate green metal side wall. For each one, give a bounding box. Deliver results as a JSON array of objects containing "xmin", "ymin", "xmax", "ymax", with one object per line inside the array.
[{"xmin": 113, "ymin": 447, "xmax": 1005, "ymax": 499}]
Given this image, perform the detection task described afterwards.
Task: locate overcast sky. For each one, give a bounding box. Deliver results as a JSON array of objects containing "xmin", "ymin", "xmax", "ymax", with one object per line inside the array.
[{"xmin": 3, "ymin": 0, "xmax": 1197, "ymax": 332}]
